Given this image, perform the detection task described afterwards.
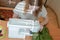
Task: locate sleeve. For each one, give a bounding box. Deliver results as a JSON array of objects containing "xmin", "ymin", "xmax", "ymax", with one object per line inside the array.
[
  {"xmin": 38, "ymin": 6, "xmax": 47, "ymax": 18},
  {"xmin": 13, "ymin": 1, "xmax": 25, "ymax": 15}
]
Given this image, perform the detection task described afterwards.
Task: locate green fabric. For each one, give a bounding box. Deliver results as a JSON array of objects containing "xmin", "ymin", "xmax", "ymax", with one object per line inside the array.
[{"xmin": 32, "ymin": 26, "xmax": 52, "ymax": 40}]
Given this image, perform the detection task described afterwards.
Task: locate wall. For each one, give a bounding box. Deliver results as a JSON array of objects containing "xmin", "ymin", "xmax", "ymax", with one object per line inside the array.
[
  {"xmin": 0, "ymin": 0, "xmax": 21, "ymax": 8},
  {"xmin": 47, "ymin": 0, "xmax": 60, "ymax": 27}
]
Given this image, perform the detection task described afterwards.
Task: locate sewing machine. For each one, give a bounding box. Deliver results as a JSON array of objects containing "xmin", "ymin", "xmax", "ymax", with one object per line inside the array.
[{"xmin": 7, "ymin": 18, "xmax": 40, "ymax": 38}]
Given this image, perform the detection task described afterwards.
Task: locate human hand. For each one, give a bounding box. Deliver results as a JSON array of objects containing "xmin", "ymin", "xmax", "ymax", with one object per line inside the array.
[{"xmin": 40, "ymin": 24, "xmax": 43, "ymax": 32}]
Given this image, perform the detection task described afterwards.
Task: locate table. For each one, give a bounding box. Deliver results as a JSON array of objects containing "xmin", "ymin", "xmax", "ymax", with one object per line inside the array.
[{"xmin": 0, "ymin": 20, "xmax": 32, "ymax": 40}]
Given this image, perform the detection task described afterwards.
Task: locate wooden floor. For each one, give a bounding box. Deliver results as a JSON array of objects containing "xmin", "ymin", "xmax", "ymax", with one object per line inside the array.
[{"xmin": 0, "ymin": 7, "xmax": 60, "ymax": 40}]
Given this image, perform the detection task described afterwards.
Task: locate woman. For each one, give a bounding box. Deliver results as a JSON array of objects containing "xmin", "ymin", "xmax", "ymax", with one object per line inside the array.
[{"xmin": 13, "ymin": 0, "xmax": 52, "ymax": 40}]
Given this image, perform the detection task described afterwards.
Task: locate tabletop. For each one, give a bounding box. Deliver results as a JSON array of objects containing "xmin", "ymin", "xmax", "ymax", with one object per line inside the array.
[{"xmin": 0, "ymin": 20, "xmax": 32, "ymax": 40}]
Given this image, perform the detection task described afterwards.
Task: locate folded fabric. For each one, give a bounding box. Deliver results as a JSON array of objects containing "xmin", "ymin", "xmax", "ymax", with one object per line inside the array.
[{"xmin": 32, "ymin": 26, "xmax": 52, "ymax": 40}]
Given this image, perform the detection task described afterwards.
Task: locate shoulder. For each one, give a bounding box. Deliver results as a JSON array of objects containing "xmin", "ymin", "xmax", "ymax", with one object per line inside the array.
[
  {"xmin": 15, "ymin": 1, "xmax": 25, "ymax": 9},
  {"xmin": 17, "ymin": 1, "xmax": 25, "ymax": 5}
]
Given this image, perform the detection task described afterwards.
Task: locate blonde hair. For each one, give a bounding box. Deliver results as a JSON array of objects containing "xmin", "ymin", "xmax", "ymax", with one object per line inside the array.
[{"xmin": 24, "ymin": 0, "xmax": 43, "ymax": 17}]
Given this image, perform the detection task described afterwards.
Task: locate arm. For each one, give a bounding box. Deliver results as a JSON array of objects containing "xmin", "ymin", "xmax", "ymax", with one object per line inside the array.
[
  {"xmin": 38, "ymin": 16, "xmax": 48, "ymax": 32},
  {"xmin": 37, "ymin": 6, "xmax": 48, "ymax": 31},
  {"xmin": 39, "ymin": 6, "xmax": 48, "ymax": 26},
  {"xmin": 13, "ymin": 1, "xmax": 25, "ymax": 18}
]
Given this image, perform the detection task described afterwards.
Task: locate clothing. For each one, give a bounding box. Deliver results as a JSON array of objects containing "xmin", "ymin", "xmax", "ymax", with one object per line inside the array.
[
  {"xmin": 13, "ymin": 1, "xmax": 47, "ymax": 20},
  {"xmin": 13, "ymin": 1, "xmax": 48, "ymax": 34},
  {"xmin": 32, "ymin": 26, "xmax": 52, "ymax": 40}
]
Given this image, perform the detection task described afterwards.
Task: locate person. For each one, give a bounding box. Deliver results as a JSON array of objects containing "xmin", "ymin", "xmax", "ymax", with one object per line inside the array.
[
  {"xmin": 13, "ymin": 0, "xmax": 48, "ymax": 31},
  {"xmin": 13, "ymin": 0, "xmax": 52, "ymax": 40}
]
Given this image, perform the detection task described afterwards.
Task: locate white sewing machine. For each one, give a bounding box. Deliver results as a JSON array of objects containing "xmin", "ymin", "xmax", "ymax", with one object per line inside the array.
[{"xmin": 7, "ymin": 18, "xmax": 40, "ymax": 38}]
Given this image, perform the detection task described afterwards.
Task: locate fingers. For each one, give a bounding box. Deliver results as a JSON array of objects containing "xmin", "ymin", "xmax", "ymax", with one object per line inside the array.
[{"xmin": 40, "ymin": 25, "xmax": 43, "ymax": 32}]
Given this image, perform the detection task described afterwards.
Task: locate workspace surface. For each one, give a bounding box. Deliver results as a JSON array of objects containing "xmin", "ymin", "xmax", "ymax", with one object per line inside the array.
[{"xmin": 0, "ymin": 20, "xmax": 32, "ymax": 40}]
